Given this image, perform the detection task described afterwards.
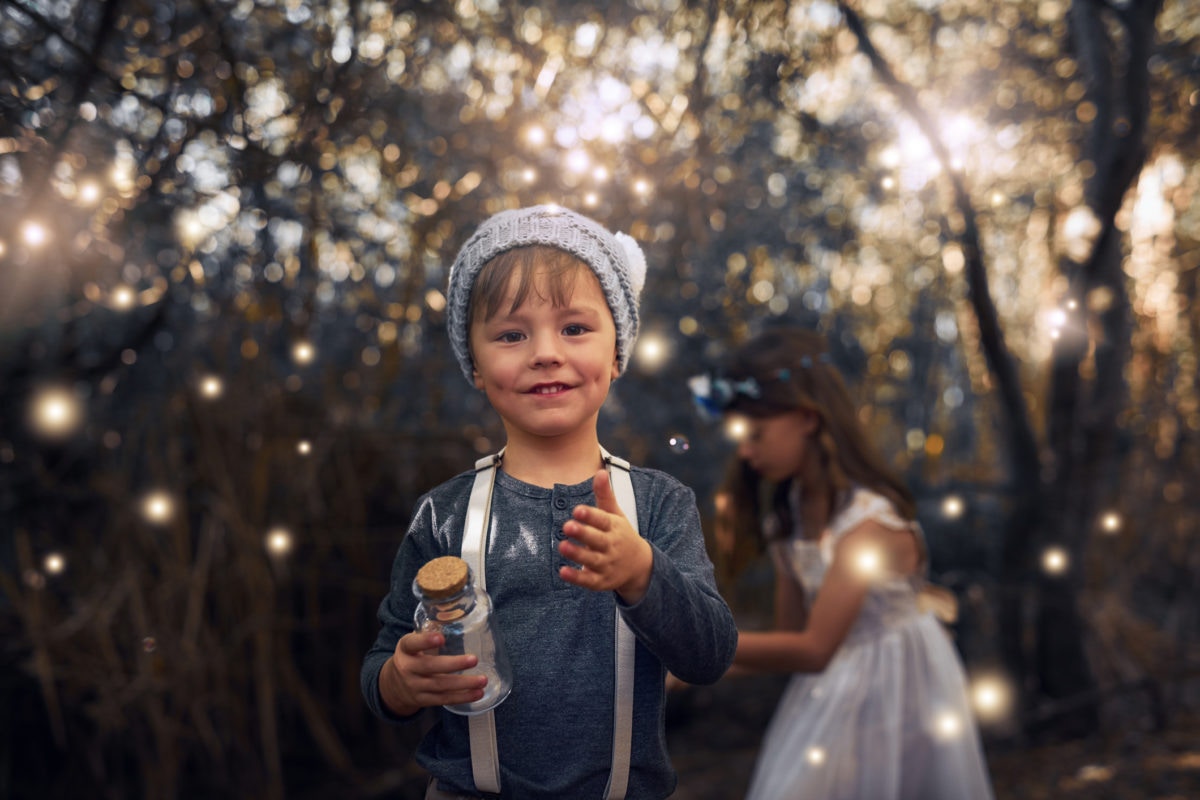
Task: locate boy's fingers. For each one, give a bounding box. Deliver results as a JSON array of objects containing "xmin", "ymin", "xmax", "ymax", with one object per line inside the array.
[
  {"xmin": 592, "ymin": 468, "xmax": 621, "ymax": 515},
  {"xmin": 399, "ymin": 630, "xmax": 444, "ymax": 656}
]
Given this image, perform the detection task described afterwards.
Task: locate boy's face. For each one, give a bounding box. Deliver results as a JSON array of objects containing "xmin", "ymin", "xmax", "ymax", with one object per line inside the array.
[{"xmin": 469, "ymin": 263, "xmax": 619, "ymax": 444}]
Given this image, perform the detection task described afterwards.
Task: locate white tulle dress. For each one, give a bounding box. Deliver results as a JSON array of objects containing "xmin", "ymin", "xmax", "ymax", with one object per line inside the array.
[{"xmin": 745, "ymin": 488, "xmax": 995, "ymax": 800}]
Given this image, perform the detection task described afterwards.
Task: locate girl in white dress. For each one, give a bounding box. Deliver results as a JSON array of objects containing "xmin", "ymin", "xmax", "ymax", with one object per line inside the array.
[{"xmin": 690, "ymin": 326, "xmax": 995, "ymax": 800}]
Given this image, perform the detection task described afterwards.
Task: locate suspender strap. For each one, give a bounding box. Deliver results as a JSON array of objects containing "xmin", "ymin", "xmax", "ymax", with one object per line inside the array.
[
  {"xmin": 463, "ymin": 452, "xmax": 502, "ymax": 795},
  {"xmin": 460, "ymin": 449, "xmax": 638, "ymax": 799},
  {"xmin": 600, "ymin": 449, "xmax": 637, "ymax": 800}
]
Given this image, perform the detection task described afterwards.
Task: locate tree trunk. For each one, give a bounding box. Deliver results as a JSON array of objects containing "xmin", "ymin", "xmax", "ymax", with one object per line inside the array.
[{"xmin": 1034, "ymin": 0, "xmax": 1162, "ymax": 728}]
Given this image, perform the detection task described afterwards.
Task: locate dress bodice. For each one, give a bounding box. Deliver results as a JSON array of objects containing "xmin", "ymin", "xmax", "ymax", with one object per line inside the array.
[{"xmin": 772, "ymin": 488, "xmax": 925, "ymax": 648}]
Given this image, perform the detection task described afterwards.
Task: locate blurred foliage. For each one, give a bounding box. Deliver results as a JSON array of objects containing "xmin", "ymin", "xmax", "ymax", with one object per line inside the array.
[{"xmin": 1, "ymin": 0, "xmax": 1198, "ymax": 797}]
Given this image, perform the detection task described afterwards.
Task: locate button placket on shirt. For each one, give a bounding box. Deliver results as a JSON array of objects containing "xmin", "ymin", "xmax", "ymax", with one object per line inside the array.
[{"xmin": 550, "ymin": 487, "xmax": 578, "ymax": 579}]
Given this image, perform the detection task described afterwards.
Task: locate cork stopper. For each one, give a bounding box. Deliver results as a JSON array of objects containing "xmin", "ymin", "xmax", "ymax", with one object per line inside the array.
[{"xmin": 416, "ymin": 556, "xmax": 470, "ymax": 600}]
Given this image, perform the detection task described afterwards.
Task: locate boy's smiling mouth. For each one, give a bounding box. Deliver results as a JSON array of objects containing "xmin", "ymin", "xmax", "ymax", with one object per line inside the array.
[{"xmin": 528, "ymin": 383, "xmax": 571, "ymax": 395}]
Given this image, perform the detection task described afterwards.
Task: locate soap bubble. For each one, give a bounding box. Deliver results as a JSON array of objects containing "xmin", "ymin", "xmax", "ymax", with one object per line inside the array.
[{"xmin": 668, "ymin": 435, "xmax": 690, "ymax": 454}]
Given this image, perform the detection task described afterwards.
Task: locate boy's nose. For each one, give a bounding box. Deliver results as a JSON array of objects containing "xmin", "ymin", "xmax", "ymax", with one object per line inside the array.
[{"xmin": 529, "ymin": 331, "xmax": 564, "ymax": 367}]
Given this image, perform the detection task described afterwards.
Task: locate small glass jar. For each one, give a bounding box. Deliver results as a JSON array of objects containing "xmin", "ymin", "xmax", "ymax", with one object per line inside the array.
[{"xmin": 413, "ymin": 556, "xmax": 513, "ymax": 715}]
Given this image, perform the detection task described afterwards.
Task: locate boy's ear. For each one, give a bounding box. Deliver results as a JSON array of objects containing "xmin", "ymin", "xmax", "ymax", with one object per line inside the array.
[
  {"xmin": 611, "ymin": 353, "xmax": 620, "ymax": 380},
  {"xmin": 473, "ymin": 368, "xmax": 485, "ymax": 390}
]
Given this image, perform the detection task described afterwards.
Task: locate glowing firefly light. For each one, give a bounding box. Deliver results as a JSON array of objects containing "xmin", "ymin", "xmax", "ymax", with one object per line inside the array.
[
  {"xmin": 667, "ymin": 435, "xmax": 690, "ymax": 454},
  {"xmin": 522, "ymin": 167, "xmax": 537, "ymax": 184},
  {"xmin": 1042, "ymin": 546, "xmax": 1069, "ymax": 575},
  {"xmin": 525, "ymin": 126, "xmax": 546, "ymax": 146},
  {"xmin": 806, "ymin": 747, "xmax": 826, "ymax": 766},
  {"xmin": 636, "ymin": 333, "xmax": 669, "ymax": 371},
  {"xmin": 941, "ymin": 494, "xmax": 965, "ymax": 519},
  {"xmin": 79, "ymin": 181, "xmax": 101, "ymax": 205},
  {"xmin": 853, "ymin": 547, "xmax": 883, "ymax": 578},
  {"xmin": 199, "ymin": 375, "xmax": 224, "ymax": 399},
  {"xmin": 266, "ymin": 527, "xmax": 293, "ymax": 555},
  {"xmin": 291, "ymin": 340, "xmax": 316, "ymax": 365},
  {"xmin": 583, "ymin": 192, "xmax": 599, "ymax": 208},
  {"xmin": 970, "ymin": 675, "xmax": 1011, "ymax": 721},
  {"xmin": 632, "ymin": 178, "xmax": 650, "ymax": 196},
  {"xmin": 141, "ymin": 491, "xmax": 174, "ymax": 524},
  {"xmin": 296, "ymin": 439, "xmax": 312, "ymax": 455},
  {"xmin": 1100, "ymin": 511, "xmax": 1121, "ymax": 533},
  {"xmin": 30, "ymin": 386, "xmax": 83, "ymax": 439},
  {"xmin": 565, "ymin": 149, "xmax": 589, "ymax": 173},
  {"xmin": 881, "ymin": 176, "xmax": 895, "ymax": 190},
  {"xmin": 600, "ymin": 115, "xmax": 625, "ymax": 143},
  {"xmin": 592, "ymin": 166, "xmax": 610, "ymax": 183},
  {"xmin": 22, "ymin": 221, "xmax": 48, "ymax": 247},
  {"xmin": 43, "ymin": 552, "xmax": 66, "ymax": 575},
  {"xmin": 110, "ymin": 285, "xmax": 136, "ymax": 310},
  {"xmin": 181, "ymin": 216, "xmax": 205, "ymax": 244},
  {"xmin": 934, "ymin": 711, "xmax": 963, "ymax": 739},
  {"xmin": 725, "ymin": 417, "xmax": 749, "ymax": 442}
]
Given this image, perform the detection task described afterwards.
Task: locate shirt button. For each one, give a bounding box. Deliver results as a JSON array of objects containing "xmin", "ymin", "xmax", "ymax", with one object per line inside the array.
[{"xmin": 554, "ymin": 497, "xmax": 568, "ymax": 510}]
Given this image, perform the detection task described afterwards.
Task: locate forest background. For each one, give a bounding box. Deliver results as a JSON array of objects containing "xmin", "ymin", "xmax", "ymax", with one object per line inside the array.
[{"xmin": 1, "ymin": 0, "xmax": 1198, "ymax": 798}]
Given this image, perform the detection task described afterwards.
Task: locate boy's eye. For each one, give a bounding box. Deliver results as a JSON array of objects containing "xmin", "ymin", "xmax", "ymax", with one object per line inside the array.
[
  {"xmin": 563, "ymin": 324, "xmax": 588, "ymax": 336},
  {"xmin": 498, "ymin": 331, "xmax": 525, "ymax": 343}
]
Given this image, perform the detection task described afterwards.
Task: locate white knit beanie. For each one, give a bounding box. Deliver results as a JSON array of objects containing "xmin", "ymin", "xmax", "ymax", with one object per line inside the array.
[{"xmin": 446, "ymin": 205, "xmax": 647, "ymax": 385}]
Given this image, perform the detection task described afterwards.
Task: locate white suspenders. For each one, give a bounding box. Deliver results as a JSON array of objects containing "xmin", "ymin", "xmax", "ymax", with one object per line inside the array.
[{"xmin": 459, "ymin": 448, "xmax": 638, "ymax": 798}]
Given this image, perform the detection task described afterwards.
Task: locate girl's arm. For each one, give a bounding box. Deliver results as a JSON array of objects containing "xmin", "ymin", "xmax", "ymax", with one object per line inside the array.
[{"xmin": 734, "ymin": 520, "xmax": 917, "ymax": 673}]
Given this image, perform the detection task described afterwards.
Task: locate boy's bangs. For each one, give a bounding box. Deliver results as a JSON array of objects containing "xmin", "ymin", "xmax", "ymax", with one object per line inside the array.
[{"xmin": 471, "ymin": 246, "xmax": 586, "ymax": 322}]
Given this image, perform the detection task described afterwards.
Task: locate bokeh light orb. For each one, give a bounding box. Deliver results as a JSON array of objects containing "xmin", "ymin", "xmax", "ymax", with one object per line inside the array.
[
  {"xmin": 1042, "ymin": 546, "xmax": 1069, "ymax": 575},
  {"xmin": 941, "ymin": 494, "xmax": 965, "ymax": 519},
  {"xmin": 970, "ymin": 674, "xmax": 1013, "ymax": 722},
  {"xmin": 636, "ymin": 333, "xmax": 670, "ymax": 371},
  {"xmin": 22, "ymin": 220, "xmax": 48, "ymax": 247},
  {"xmin": 668, "ymin": 434, "xmax": 690, "ymax": 454},
  {"xmin": 266, "ymin": 527, "xmax": 293, "ymax": 555},
  {"xmin": 199, "ymin": 375, "xmax": 224, "ymax": 399},
  {"xmin": 291, "ymin": 340, "xmax": 316, "ymax": 365},
  {"xmin": 43, "ymin": 552, "xmax": 66, "ymax": 575},
  {"xmin": 109, "ymin": 285, "xmax": 136, "ymax": 310},
  {"xmin": 29, "ymin": 386, "xmax": 84, "ymax": 440},
  {"xmin": 141, "ymin": 491, "xmax": 174, "ymax": 524}
]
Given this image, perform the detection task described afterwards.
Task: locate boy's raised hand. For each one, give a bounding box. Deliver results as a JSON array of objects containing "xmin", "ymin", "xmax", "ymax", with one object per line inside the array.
[
  {"xmin": 379, "ymin": 630, "xmax": 487, "ymax": 717},
  {"xmin": 558, "ymin": 467, "xmax": 654, "ymax": 604}
]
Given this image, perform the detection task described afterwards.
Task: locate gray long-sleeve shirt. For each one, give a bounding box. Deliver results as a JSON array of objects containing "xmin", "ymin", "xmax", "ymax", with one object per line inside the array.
[{"xmin": 361, "ymin": 464, "xmax": 738, "ymax": 799}]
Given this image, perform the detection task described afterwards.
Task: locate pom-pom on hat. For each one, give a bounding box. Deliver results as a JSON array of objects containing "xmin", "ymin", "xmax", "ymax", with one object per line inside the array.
[{"xmin": 446, "ymin": 205, "xmax": 647, "ymax": 385}]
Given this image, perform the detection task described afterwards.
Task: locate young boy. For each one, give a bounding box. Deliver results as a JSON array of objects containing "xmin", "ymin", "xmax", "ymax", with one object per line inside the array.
[{"xmin": 361, "ymin": 205, "xmax": 737, "ymax": 799}]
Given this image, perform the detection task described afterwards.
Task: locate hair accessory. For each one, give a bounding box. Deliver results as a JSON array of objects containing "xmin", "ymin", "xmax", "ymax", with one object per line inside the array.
[
  {"xmin": 446, "ymin": 205, "xmax": 645, "ymax": 385},
  {"xmin": 792, "ymin": 353, "xmax": 831, "ymax": 370},
  {"xmin": 687, "ymin": 373, "xmax": 762, "ymax": 421}
]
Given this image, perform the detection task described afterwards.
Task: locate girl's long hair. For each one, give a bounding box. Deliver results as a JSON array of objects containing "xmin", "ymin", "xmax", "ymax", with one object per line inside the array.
[{"xmin": 717, "ymin": 326, "xmax": 915, "ymax": 578}]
